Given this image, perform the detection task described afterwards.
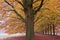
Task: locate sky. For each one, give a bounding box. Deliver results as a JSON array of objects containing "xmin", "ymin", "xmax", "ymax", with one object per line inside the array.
[
  {"xmin": 0, "ymin": 12, "xmax": 10, "ymax": 34},
  {"xmin": 0, "ymin": 28, "xmax": 6, "ymax": 34}
]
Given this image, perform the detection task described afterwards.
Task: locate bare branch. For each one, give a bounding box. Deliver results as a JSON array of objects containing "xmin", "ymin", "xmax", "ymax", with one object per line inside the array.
[
  {"xmin": 15, "ymin": 0, "xmax": 24, "ymax": 7},
  {"xmin": 34, "ymin": 0, "xmax": 44, "ymax": 15}
]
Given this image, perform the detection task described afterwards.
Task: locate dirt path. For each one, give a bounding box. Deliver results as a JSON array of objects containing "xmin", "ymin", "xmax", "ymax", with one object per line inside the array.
[{"xmin": 2, "ymin": 33, "xmax": 60, "ymax": 40}]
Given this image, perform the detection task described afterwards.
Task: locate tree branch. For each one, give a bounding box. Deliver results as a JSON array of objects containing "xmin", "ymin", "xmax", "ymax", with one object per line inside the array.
[
  {"xmin": 4, "ymin": 0, "xmax": 14, "ymax": 8},
  {"xmin": 4, "ymin": 0, "xmax": 25, "ymax": 22},
  {"xmin": 34, "ymin": 0, "xmax": 44, "ymax": 15},
  {"xmin": 13, "ymin": 10, "xmax": 26, "ymax": 22},
  {"xmin": 15, "ymin": 0, "xmax": 24, "ymax": 7},
  {"xmin": 12, "ymin": 17, "xmax": 25, "ymax": 23},
  {"xmin": 8, "ymin": 10, "xmax": 25, "ymax": 22},
  {"xmin": 34, "ymin": 8, "xmax": 52, "ymax": 23}
]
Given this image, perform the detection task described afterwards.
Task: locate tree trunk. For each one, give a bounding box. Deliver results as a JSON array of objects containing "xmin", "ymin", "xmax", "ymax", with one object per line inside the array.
[
  {"xmin": 53, "ymin": 26, "xmax": 55, "ymax": 35},
  {"xmin": 23, "ymin": 0, "xmax": 34, "ymax": 40},
  {"xmin": 52, "ymin": 24, "xmax": 55, "ymax": 35},
  {"xmin": 50, "ymin": 26, "xmax": 52, "ymax": 35},
  {"xmin": 24, "ymin": 6, "xmax": 34, "ymax": 40},
  {"xmin": 25, "ymin": 15, "xmax": 34, "ymax": 40}
]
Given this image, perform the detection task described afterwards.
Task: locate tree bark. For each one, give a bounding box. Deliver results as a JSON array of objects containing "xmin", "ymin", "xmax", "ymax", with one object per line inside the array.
[
  {"xmin": 53, "ymin": 26, "xmax": 55, "ymax": 35},
  {"xmin": 52, "ymin": 24, "xmax": 55, "ymax": 35},
  {"xmin": 25, "ymin": 7, "xmax": 34, "ymax": 40},
  {"xmin": 25, "ymin": 14, "xmax": 34, "ymax": 40}
]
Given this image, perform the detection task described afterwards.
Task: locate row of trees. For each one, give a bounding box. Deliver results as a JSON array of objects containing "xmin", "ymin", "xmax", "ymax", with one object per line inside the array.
[{"xmin": 0, "ymin": 0, "xmax": 60, "ymax": 40}]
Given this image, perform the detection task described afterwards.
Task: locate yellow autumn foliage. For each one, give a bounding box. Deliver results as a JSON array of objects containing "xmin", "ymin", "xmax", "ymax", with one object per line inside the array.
[{"xmin": 0, "ymin": 0, "xmax": 60, "ymax": 34}]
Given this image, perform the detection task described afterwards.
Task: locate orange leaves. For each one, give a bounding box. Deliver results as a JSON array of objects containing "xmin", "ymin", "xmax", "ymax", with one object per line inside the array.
[
  {"xmin": 4, "ymin": 16, "xmax": 25, "ymax": 34},
  {"xmin": 0, "ymin": 0, "xmax": 25, "ymax": 34},
  {"xmin": 34, "ymin": 0, "xmax": 60, "ymax": 33},
  {"xmin": 0, "ymin": 0, "xmax": 60, "ymax": 34}
]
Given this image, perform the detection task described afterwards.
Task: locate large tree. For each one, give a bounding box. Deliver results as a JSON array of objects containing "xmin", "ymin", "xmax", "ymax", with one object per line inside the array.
[{"xmin": 4, "ymin": 0, "xmax": 44, "ymax": 40}]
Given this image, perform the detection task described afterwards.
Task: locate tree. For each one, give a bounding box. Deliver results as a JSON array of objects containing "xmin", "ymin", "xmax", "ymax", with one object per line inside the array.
[{"xmin": 4, "ymin": 0, "xmax": 44, "ymax": 40}]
